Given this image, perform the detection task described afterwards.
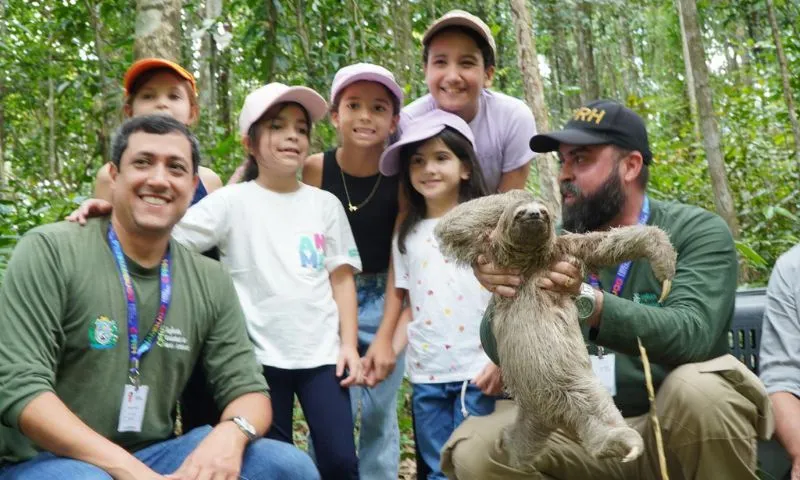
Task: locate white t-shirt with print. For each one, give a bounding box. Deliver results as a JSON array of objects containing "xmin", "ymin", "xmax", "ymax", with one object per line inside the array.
[
  {"xmin": 173, "ymin": 182, "xmax": 362, "ymax": 369},
  {"xmin": 400, "ymin": 89, "xmax": 537, "ymax": 193},
  {"xmin": 393, "ymin": 218, "xmax": 492, "ymax": 384}
]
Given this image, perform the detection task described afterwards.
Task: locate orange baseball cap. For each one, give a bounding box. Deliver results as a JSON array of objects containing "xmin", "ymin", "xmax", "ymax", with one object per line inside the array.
[{"xmin": 123, "ymin": 58, "xmax": 197, "ymax": 96}]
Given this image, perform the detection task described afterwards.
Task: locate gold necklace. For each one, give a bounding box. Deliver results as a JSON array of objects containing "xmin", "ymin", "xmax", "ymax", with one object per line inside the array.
[{"xmin": 340, "ymin": 167, "xmax": 382, "ymax": 212}]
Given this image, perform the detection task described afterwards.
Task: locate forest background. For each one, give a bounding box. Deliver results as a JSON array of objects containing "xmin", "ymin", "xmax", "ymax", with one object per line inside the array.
[
  {"xmin": 1, "ymin": 0, "xmax": 799, "ymax": 284},
  {"xmin": 1, "ymin": 1, "xmax": 798, "ymax": 475}
]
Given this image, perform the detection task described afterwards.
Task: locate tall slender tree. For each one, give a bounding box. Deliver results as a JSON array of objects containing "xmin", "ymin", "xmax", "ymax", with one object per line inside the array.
[
  {"xmin": 677, "ymin": 0, "xmax": 740, "ymax": 237},
  {"xmin": 765, "ymin": 0, "xmax": 800, "ymax": 171},
  {"xmin": 509, "ymin": 0, "xmax": 560, "ymax": 216},
  {"xmin": 576, "ymin": 1, "xmax": 599, "ymax": 102},
  {"xmin": 675, "ymin": 0, "xmax": 700, "ymax": 142}
]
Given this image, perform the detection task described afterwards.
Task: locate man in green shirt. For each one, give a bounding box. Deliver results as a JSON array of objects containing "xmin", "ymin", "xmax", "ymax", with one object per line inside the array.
[
  {"xmin": 0, "ymin": 115, "xmax": 319, "ymax": 479},
  {"xmin": 441, "ymin": 100, "xmax": 773, "ymax": 479}
]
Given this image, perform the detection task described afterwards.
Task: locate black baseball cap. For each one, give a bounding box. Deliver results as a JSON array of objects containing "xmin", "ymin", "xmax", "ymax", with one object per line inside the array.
[{"xmin": 529, "ymin": 100, "xmax": 652, "ymax": 164}]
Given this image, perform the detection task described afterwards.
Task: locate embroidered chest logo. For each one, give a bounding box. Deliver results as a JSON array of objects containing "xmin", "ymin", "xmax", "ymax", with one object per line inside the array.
[
  {"xmin": 299, "ymin": 233, "xmax": 326, "ymax": 271},
  {"xmin": 89, "ymin": 315, "xmax": 119, "ymax": 349},
  {"xmin": 633, "ymin": 292, "xmax": 660, "ymax": 306},
  {"xmin": 156, "ymin": 325, "xmax": 191, "ymax": 352}
]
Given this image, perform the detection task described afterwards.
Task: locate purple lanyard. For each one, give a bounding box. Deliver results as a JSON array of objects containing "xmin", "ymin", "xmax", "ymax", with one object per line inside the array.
[
  {"xmin": 108, "ymin": 224, "xmax": 172, "ymax": 388},
  {"xmin": 587, "ymin": 196, "xmax": 650, "ymax": 296}
]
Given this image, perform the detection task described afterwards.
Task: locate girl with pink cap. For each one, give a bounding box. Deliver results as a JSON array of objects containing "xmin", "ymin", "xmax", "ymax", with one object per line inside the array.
[
  {"xmin": 302, "ymin": 62, "xmax": 405, "ymax": 480},
  {"xmin": 379, "ymin": 108, "xmax": 497, "ymax": 479}
]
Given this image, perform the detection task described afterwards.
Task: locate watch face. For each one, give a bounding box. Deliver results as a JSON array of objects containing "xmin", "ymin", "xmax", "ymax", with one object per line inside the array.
[{"xmin": 576, "ymin": 297, "xmax": 593, "ymax": 318}]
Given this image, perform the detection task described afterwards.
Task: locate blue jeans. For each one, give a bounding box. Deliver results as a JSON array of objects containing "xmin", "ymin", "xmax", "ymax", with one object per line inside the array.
[
  {"xmin": 349, "ymin": 273, "xmax": 405, "ymax": 480},
  {"xmin": 0, "ymin": 425, "xmax": 320, "ymax": 479},
  {"xmin": 412, "ymin": 381, "xmax": 496, "ymax": 480}
]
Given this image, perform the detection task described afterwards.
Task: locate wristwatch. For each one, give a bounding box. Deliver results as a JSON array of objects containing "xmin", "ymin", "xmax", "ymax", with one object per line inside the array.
[
  {"xmin": 227, "ymin": 416, "xmax": 257, "ymax": 442},
  {"xmin": 574, "ymin": 282, "xmax": 597, "ymax": 322}
]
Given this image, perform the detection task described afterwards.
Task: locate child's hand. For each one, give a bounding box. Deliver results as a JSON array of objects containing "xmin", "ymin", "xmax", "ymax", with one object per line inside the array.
[
  {"xmin": 472, "ymin": 362, "xmax": 504, "ymax": 396},
  {"xmin": 337, "ymin": 345, "xmax": 362, "ymax": 388},
  {"xmin": 65, "ymin": 198, "xmax": 114, "ymax": 225},
  {"xmin": 361, "ymin": 337, "xmax": 397, "ymax": 387}
]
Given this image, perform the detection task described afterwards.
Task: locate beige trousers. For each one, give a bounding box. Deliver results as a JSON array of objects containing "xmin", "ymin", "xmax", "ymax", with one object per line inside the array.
[{"xmin": 441, "ymin": 355, "xmax": 774, "ymax": 480}]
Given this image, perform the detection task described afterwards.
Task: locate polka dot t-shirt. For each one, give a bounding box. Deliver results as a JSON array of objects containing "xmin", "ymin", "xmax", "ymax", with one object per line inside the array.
[{"xmin": 393, "ymin": 218, "xmax": 492, "ymax": 384}]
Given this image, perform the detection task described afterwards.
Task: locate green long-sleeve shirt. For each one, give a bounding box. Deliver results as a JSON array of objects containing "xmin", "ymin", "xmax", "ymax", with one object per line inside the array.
[
  {"xmin": 0, "ymin": 218, "xmax": 268, "ymax": 464},
  {"xmin": 481, "ymin": 198, "xmax": 737, "ymax": 417}
]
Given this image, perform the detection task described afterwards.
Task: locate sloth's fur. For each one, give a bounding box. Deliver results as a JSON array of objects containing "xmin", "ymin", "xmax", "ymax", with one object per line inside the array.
[{"xmin": 434, "ymin": 190, "xmax": 677, "ymax": 469}]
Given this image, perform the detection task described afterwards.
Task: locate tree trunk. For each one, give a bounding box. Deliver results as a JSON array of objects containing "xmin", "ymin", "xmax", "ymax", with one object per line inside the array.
[
  {"xmin": 675, "ymin": 0, "xmax": 700, "ymax": 142},
  {"xmin": 677, "ymin": 0, "xmax": 740, "ymax": 238},
  {"xmin": 392, "ymin": 0, "xmax": 412, "ymax": 89},
  {"xmin": 509, "ymin": 0, "xmax": 561, "ymax": 217},
  {"xmin": 201, "ymin": 0, "xmax": 222, "ymax": 146},
  {"xmin": 262, "ymin": 0, "xmax": 277, "ymax": 81},
  {"xmin": 575, "ymin": 1, "xmax": 599, "ymax": 102},
  {"xmin": 294, "ymin": 0, "xmax": 314, "ymax": 80},
  {"xmin": 48, "ymin": 72, "xmax": 57, "ymax": 177},
  {"xmin": 546, "ymin": 1, "xmax": 577, "ymax": 110},
  {"xmin": 217, "ymin": 19, "xmax": 232, "ymax": 137},
  {"xmin": 766, "ymin": 0, "xmax": 800, "ymax": 171},
  {"xmin": 618, "ymin": 9, "xmax": 638, "ymax": 100},
  {"xmin": 135, "ymin": 0, "xmax": 182, "ymax": 61},
  {"xmin": 734, "ymin": 22, "xmax": 753, "ymax": 89},
  {"xmin": 86, "ymin": 0, "xmax": 112, "ymax": 166}
]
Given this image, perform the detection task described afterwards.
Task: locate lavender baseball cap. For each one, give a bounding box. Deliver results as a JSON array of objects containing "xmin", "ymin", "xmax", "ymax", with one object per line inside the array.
[
  {"xmin": 379, "ymin": 109, "xmax": 474, "ymax": 176},
  {"xmin": 329, "ymin": 63, "xmax": 404, "ymax": 107},
  {"xmin": 238, "ymin": 82, "xmax": 328, "ymax": 136}
]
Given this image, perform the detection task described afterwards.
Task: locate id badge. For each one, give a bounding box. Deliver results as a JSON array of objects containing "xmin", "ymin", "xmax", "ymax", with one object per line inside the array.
[
  {"xmin": 590, "ymin": 354, "xmax": 617, "ymax": 396},
  {"xmin": 118, "ymin": 384, "xmax": 149, "ymax": 432}
]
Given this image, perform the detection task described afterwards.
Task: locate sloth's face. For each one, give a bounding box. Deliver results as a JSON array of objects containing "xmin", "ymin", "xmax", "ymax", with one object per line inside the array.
[{"xmin": 499, "ymin": 200, "xmax": 554, "ymax": 245}]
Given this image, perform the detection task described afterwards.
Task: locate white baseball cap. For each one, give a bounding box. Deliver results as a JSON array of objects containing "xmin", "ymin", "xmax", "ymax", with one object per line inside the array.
[
  {"xmin": 379, "ymin": 109, "xmax": 475, "ymax": 176},
  {"xmin": 330, "ymin": 63, "xmax": 404, "ymax": 107},
  {"xmin": 238, "ymin": 83, "xmax": 328, "ymax": 135}
]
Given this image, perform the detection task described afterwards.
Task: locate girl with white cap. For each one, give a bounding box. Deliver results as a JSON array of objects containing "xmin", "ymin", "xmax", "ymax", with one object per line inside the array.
[
  {"xmin": 379, "ymin": 108, "xmax": 497, "ymax": 479},
  {"xmin": 170, "ymin": 83, "xmax": 362, "ymax": 479}
]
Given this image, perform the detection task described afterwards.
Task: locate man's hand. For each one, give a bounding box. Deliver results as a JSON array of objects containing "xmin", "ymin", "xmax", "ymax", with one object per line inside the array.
[
  {"xmin": 65, "ymin": 198, "xmax": 113, "ymax": 225},
  {"xmin": 337, "ymin": 344, "xmax": 362, "ymax": 387},
  {"xmin": 361, "ymin": 336, "xmax": 396, "ymax": 387},
  {"xmin": 536, "ymin": 260, "xmax": 582, "ymax": 297},
  {"xmin": 472, "ymin": 362, "xmax": 504, "ymax": 396},
  {"xmin": 166, "ymin": 421, "xmax": 247, "ymax": 480},
  {"xmin": 473, "ymin": 255, "xmax": 521, "ymax": 297}
]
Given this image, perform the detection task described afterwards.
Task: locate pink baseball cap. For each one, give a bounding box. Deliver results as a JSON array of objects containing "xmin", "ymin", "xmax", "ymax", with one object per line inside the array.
[
  {"xmin": 379, "ymin": 109, "xmax": 475, "ymax": 176},
  {"xmin": 329, "ymin": 63, "xmax": 404, "ymax": 107},
  {"xmin": 238, "ymin": 83, "xmax": 328, "ymax": 135}
]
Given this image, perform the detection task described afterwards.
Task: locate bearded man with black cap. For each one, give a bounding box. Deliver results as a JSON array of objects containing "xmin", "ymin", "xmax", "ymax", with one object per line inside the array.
[{"xmin": 439, "ymin": 100, "xmax": 773, "ymax": 480}]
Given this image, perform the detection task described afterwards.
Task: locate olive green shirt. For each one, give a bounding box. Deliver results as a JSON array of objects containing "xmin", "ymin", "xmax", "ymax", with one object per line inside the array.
[
  {"xmin": 0, "ymin": 218, "xmax": 268, "ymax": 464},
  {"xmin": 481, "ymin": 199, "xmax": 737, "ymax": 416}
]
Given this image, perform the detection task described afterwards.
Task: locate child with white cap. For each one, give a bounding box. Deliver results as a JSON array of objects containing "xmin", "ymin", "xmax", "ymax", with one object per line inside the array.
[
  {"xmin": 302, "ymin": 62, "xmax": 406, "ymax": 480},
  {"xmin": 171, "ymin": 83, "xmax": 362, "ymax": 479},
  {"xmin": 380, "ymin": 108, "xmax": 497, "ymax": 479},
  {"xmin": 402, "ymin": 9, "xmax": 537, "ymax": 194}
]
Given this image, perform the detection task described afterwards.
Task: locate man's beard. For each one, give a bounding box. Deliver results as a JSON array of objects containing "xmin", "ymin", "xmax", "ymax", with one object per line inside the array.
[{"xmin": 561, "ymin": 168, "xmax": 626, "ymax": 233}]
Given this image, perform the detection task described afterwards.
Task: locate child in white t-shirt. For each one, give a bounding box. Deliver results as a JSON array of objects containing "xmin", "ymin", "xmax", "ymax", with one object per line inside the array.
[
  {"xmin": 172, "ymin": 83, "xmax": 361, "ymax": 480},
  {"xmin": 379, "ymin": 109, "xmax": 496, "ymax": 479}
]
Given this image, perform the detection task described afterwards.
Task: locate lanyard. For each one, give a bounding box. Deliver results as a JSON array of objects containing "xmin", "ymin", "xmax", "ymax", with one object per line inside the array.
[
  {"xmin": 587, "ymin": 195, "xmax": 650, "ymax": 295},
  {"xmin": 586, "ymin": 196, "xmax": 649, "ymax": 358},
  {"xmin": 107, "ymin": 224, "xmax": 172, "ymax": 388}
]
